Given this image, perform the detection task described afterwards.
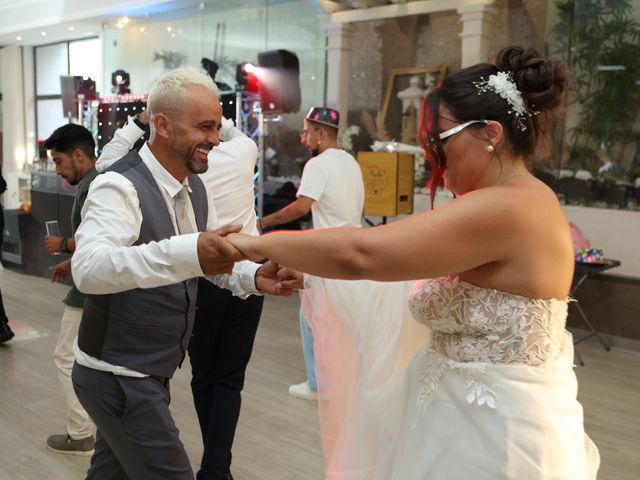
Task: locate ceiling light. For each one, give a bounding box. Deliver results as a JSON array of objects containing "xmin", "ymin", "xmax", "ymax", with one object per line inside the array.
[
  {"xmin": 16, "ymin": 36, "xmax": 22, "ymax": 41},
  {"xmin": 116, "ymin": 21, "xmax": 124, "ymax": 29},
  {"xmin": 40, "ymin": 31, "xmax": 47, "ymax": 36},
  {"xmin": 122, "ymin": 16, "xmax": 130, "ymax": 24},
  {"xmin": 68, "ymin": 26, "xmax": 75, "ymax": 31},
  {"xmin": 166, "ymin": 26, "xmax": 172, "ymax": 32},
  {"xmin": 140, "ymin": 27, "xmax": 145, "ymax": 33}
]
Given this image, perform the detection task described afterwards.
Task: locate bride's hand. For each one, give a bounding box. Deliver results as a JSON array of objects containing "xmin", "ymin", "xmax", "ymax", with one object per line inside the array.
[{"xmin": 226, "ymin": 233, "xmax": 264, "ymax": 261}]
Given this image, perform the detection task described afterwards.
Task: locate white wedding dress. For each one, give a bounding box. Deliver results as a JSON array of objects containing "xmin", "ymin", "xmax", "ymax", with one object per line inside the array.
[{"xmin": 301, "ymin": 275, "xmax": 600, "ymax": 480}]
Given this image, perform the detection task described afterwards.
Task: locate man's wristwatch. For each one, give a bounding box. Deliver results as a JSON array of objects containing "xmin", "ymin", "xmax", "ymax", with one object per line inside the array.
[
  {"xmin": 60, "ymin": 237, "xmax": 69, "ymax": 254},
  {"xmin": 132, "ymin": 113, "xmax": 147, "ymax": 130}
]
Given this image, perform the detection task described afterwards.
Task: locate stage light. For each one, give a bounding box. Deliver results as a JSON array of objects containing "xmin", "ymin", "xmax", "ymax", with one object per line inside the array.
[
  {"xmin": 236, "ymin": 62, "xmax": 259, "ymax": 93},
  {"xmin": 111, "ymin": 69, "xmax": 131, "ymax": 95}
]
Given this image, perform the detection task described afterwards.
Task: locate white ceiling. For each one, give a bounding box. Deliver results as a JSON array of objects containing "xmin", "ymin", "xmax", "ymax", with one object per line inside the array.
[
  {"xmin": 0, "ymin": 0, "xmax": 425, "ymax": 46},
  {"xmin": 0, "ymin": 0, "xmax": 211, "ymax": 46}
]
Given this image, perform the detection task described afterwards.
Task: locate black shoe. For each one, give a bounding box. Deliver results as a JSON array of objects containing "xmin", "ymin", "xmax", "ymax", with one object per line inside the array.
[{"xmin": 0, "ymin": 321, "xmax": 14, "ymax": 344}]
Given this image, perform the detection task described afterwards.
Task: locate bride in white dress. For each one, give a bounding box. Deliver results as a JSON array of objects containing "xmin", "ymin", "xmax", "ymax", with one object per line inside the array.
[{"xmin": 228, "ymin": 46, "xmax": 600, "ymax": 479}]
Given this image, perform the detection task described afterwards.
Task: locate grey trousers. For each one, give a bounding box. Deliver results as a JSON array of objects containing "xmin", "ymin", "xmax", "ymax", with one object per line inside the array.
[{"xmin": 72, "ymin": 362, "xmax": 193, "ymax": 480}]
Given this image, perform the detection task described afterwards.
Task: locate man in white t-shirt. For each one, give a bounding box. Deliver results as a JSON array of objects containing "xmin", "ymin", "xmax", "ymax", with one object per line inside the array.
[{"xmin": 259, "ymin": 107, "xmax": 364, "ymax": 399}]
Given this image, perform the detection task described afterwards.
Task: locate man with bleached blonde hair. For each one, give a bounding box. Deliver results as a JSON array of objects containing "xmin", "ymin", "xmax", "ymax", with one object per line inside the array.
[{"xmin": 70, "ymin": 67, "xmax": 288, "ymax": 479}]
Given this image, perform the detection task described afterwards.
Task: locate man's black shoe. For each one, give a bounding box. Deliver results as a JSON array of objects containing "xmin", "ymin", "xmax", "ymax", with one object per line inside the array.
[{"xmin": 0, "ymin": 321, "xmax": 14, "ymax": 344}]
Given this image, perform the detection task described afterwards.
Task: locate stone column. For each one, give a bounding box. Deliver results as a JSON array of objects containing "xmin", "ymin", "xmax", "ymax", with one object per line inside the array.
[
  {"xmin": 458, "ymin": 2, "xmax": 497, "ymax": 68},
  {"xmin": 325, "ymin": 21, "xmax": 355, "ymax": 129}
]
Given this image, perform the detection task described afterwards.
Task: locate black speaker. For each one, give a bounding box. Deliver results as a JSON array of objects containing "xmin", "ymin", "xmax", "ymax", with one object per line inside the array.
[
  {"xmin": 60, "ymin": 76, "xmax": 97, "ymax": 119},
  {"xmin": 60, "ymin": 76, "xmax": 83, "ymax": 118},
  {"xmin": 1, "ymin": 209, "xmax": 40, "ymax": 272},
  {"xmin": 27, "ymin": 172, "xmax": 73, "ymax": 278},
  {"xmin": 257, "ymin": 50, "xmax": 301, "ymax": 114}
]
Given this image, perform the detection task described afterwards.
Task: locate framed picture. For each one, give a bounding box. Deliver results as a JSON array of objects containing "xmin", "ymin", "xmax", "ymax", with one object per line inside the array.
[{"xmin": 379, "ymin": 65, "xmax": 447, "ymax": 144}]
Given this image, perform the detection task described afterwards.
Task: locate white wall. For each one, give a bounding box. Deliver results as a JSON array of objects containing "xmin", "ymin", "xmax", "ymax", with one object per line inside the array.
[
  {"xmin": 369, "ymin": 192, "xmax": 640, "ymax": 280},
  {"xmin": 563, "ymin": 206, "xmax": 640, "ymax": 279}
]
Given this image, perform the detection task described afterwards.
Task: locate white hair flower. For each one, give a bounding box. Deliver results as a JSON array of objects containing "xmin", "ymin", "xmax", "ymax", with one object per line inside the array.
[{"xmin": 473, "ymin": 71, "xmax": 536, "ymax": 131}]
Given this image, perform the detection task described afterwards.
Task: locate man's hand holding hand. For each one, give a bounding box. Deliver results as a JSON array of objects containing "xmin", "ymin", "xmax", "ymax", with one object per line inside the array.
[
  {"xmin": 276, "ymin": 266, "xmax": 304, "ymax": 290},
  {"xmin": 255, "ymin": 260, "xmax": 293, "ymax": 297},
  {"xmin": 226, "ymin": 233, "xmax": 263, "ymax": 261},
  {"xmin": 197, "ymin": 225, "xmax": 245, "ymax": 276}
]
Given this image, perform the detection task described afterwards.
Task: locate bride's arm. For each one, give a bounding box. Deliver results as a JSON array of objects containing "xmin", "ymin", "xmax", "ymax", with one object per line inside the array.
[{"xmin": 229, "ymin": 187, "xmax": 527, "ymax": 282}]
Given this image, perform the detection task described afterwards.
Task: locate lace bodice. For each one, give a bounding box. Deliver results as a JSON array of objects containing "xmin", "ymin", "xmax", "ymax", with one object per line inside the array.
[{"xmin": 408, "ymin": 276, "xmax": 568, "ymax": 366}]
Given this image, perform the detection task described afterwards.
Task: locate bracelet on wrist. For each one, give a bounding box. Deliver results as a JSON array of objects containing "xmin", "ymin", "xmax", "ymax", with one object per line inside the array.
[{"xmin": 132, "ymin": 114, "xmax": 147, "ymax": 130}]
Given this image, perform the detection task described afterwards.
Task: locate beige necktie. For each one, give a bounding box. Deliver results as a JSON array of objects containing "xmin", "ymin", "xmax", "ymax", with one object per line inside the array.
[{"xmin": 174, "ymin": 186, "xmax": 195, "ymax": 235}]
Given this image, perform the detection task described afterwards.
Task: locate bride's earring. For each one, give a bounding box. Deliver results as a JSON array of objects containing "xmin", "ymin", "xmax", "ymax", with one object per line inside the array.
[{"xmin": 486, "ymin": 144, "xmax": 494, "ymax": 153}]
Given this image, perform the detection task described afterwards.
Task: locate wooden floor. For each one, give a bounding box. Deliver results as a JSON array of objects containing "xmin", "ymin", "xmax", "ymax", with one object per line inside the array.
[{"xmin": 0, "ymin": 267, "xmax": 638, "ymax": 479}]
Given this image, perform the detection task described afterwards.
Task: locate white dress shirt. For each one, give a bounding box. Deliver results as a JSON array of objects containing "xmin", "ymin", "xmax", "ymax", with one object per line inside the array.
[
  {"xmin": 73, "ymin": 143, "xmax": 259, "ymax": 296},
  {"xmin": 96, "ymin": 116, "xmax": 260, "ymax": 235},
  {"xmin": 72, "ymin": 143, "xmax": 260, "ymax": 376}
]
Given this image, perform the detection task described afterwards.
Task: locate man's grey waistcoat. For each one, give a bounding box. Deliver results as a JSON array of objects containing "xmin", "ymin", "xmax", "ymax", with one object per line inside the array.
[{"xmin": 77, "ymin": 150, "xmax": 207, "ymax": 378}]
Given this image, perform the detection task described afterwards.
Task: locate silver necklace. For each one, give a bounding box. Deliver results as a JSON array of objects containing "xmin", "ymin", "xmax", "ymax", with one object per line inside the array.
[{"xmin": 495, "ymin": 172, "xmax": 531, "ymax": 186}]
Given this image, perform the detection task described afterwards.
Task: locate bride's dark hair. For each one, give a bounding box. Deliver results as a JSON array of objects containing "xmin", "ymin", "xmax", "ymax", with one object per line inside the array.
[{"xmin": 419, "ymin": 46, "xmax": 568, "ymax": 206}]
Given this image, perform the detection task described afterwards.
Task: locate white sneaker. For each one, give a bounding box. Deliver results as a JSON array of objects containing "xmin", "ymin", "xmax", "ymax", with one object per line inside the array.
[{"xmin": 288, "ymin": 381, "xmax": 318, "ymax": 400}]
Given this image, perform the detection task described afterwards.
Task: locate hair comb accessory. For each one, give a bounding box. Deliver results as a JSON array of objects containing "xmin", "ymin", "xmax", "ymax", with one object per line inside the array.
[{"xmin": 473, "ymin": 71, "xmax": 537, "ymax": 132}]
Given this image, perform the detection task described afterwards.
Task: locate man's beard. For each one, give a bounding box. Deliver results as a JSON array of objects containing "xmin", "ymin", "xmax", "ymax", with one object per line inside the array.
[
  {"xmin": 187, "ymin": 157, "xmax": 209, "ymax": 174},
  {"xmin": 183, "ymin": 143, "xmax": 211, "ymax": 174},
  {"xmin": 64, "ymin": 165, "xmax": 80, "ymax": 185}
]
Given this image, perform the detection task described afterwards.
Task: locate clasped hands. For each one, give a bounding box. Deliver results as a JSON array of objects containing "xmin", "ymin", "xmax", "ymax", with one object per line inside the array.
[{"xmin": 197, "ymin": 225, "xmax": 302, "ymax": 296}]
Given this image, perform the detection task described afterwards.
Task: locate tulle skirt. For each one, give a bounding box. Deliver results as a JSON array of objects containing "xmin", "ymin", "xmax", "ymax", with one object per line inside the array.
[{"xmin": 301, "ymin": 277, "xmax": 600, "ymax": 480}]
